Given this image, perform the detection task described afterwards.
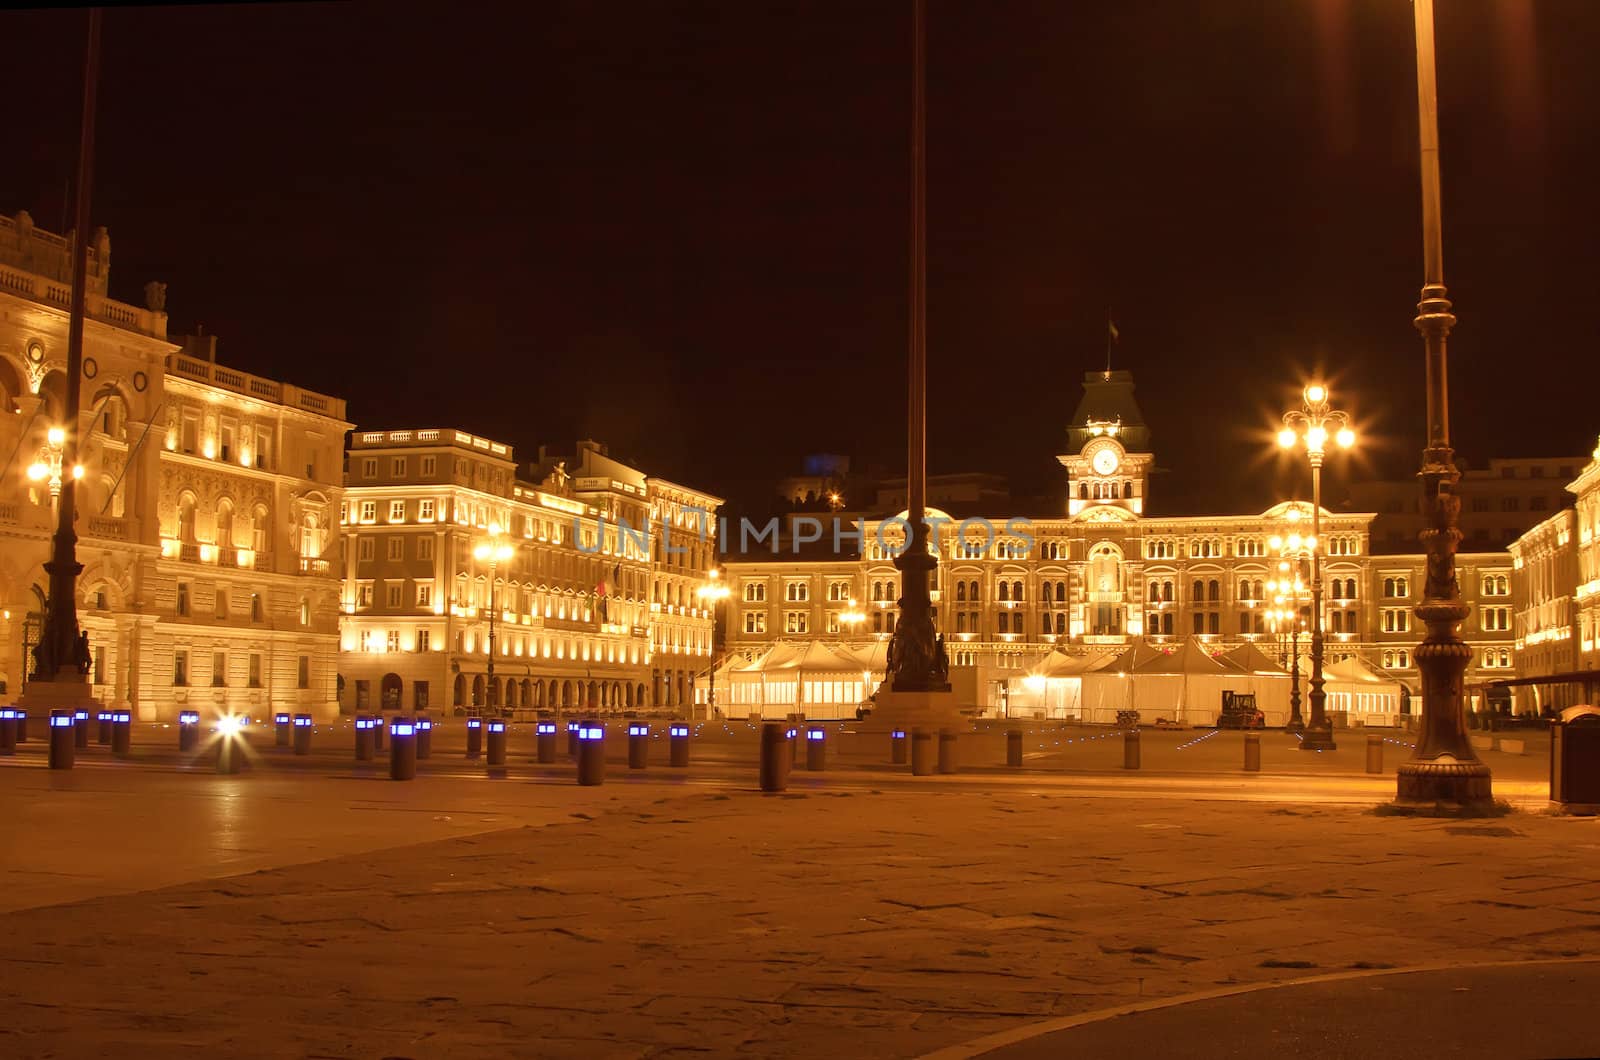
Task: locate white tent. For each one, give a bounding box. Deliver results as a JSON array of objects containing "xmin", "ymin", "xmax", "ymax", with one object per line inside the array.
[
  {"xmin": 1010, "ymin": 650, "xmax": 1119, "ymax": 720},
  {"xmin": 1079, "ymin": 638, "xmax": 1169, "ymax": 723},
  {"xmin": 1320, "ymin": 656, "xmax": 1405, "ymax": 728},
  {"xmin": 720, "ymin": 641, "xmax": 881, "ymax": 720}
]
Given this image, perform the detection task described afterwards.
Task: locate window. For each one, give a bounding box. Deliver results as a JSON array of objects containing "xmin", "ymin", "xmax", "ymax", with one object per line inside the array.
[
  {"xmin": 1382, "ymin": 608, "xmax": 1411, "ymax": 633},
  {"xmin": 827, "ymin": 581, "xmax": 851, "ymax": 601},
  {"xmin": 744, "ymin": 611, "xmax": 767, "ymax": 634},
  {"xmin": 421, "ymin": 455, "xmax": 436, "ymax": 476},
  {"xmin": 386, "ymin": 629, "xmax": 401, "ymax": 652},
  {"xmin": 998, "ymin": 612, "xmax": 1010, "ymax": 634},
  {"xmin": 1531, "ymin": 496, "xmax": 1548, "ymax": 511},
  {"xmin": 785, "ymin": 582, "xmax": 809, "ymax": 602},
  {"xmin": 1147, "ymin": 540, "xmax": 1175, "ymax": 560},
  {"xmin": 389, "ymin": 499, "xmax": 406, "ymax": 522},
  {"xmin": 1482, "ymin": 575, "xmax": 1510, "ymax": 596},
  {"xmin": 93, "ymin": 646, "xmax": 105, "ymax": 684},
  {"xmin": 220, "ymin": 422, "xmax": 235, "ymax": 463},
  {"xmin": 181, "ymin": 413, "xmax": 199, "ymax": 454},
  {"xmin": 386, "ymin": 583, "xmax": 403, "ymax": 608},
  {"xmin": 211, "ymin": 651, "xmax": 227, "ymax": 687},
  {"xmin": 214, "ymin": 589, "xmax": 228, "ymax": 619},
  {"xmin": 340, "ymin": 501, "xmax": 349, "ymax": 525},
  {"xmin": 744, "ymin": 582, "xmax": 766, "ymax": 602},
  {"xmin": 1236, "ymin": 538, "xmax": 1265, "ymax": 558},
  {"xmin": 391, "ymin": 457, "xmax": 407, "ymax": 477},
  {"xmin": 1501, "ymin": 497, "xmax": 1520, "ymax": 512},
  {"xmin": 359, "ymin": 537, "xmax": 375, "ymax": 562},
  {"xmin": 297, "ymin": 655, "xmax": 310, "ymax": 689},
  {"xmin": 176, "ymin": 582, "xmax": 190, "ymax": 617},
  {"xmin": 299, "ymin": 598, "xmax": 310, "ymax": 626},
  {"xmin": 362, "ymin": 457, "xmax": 378, "ymax": 478},
  {"xmin": 1383, "ymin": 576, "xmax": 1409, "ymax": 598},
  {"xmin": 248, "ymin": 653, "xmax": 262, "ymax": 687},
  {"xmin": 386, "ymin": 536, "xmax": 404, "ymax": 561},
  {"xmin": 255, "ymin": 427, "xmax": 272, "ymax": 469},
  {"xmin": 1482, "ymin": 606, "xmax": 1511, "ymax": 632},
  {"xmin": 825, "ymin": 612, "xmax": 841, "ymax": 634},
  {"xmin": 417, "ymin": 536, "xmax": 434, "ymax": 561},
  {"xmin": 417, "ymin": 584, "xmax": 433, "ymax": 608},
  {"xmin": 357, "ymin": 583, "xmax": 374, "ymax": 608},
  {"xmin": 1471, "ymin": 497, "xmax": 1490, "ymax": 512},
  {"xmin": 173, "ymin": 650, "xmax": 188, "ymax": 686},
  {"xmin": 785, "ymin": 610, "xmax": 808, "ymax": 634},
  {"xmin": 419, "ymin": 499, "xmax": 436, "ymax": 522},
  {"xmin": 359, "ymin": 500, "xmax": 377, "ymax": 523}
]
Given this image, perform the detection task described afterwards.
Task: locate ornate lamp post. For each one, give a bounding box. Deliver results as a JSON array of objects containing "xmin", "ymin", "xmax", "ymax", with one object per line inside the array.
[
  {"xmin": 1395, "ymin": 0, "xmax": 1493, "ymax": 806},
  {"xmin": 26, "ymin": 426, "xmax": 83, "ymax": 515},
  {"xmin": 473, "ymin": 524, "xmax": 513, "ymax": 716},
  {"xmin": 1266, "ymin": 522, "xmax": 1312, "ymax": 731},
  {"xmin": 888, "ymin": 0, "xmax": 949, "ymax": 695},
  {"xmin": 696, "ymin": 568, "xmax": 730, "ymax": 720},
  {"xmin": 1277, "ymin": 388, "xmax": 1354, "ymax": 751}
]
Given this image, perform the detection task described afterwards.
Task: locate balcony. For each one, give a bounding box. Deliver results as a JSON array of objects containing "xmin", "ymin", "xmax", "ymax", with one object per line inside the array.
[
  {"xmin": 299, "ymin": 557, "xmax": 332, "ymax": 575},
  {"xmin": 167, "ymin": 354, "xmax": 347, "ymax": 421}
]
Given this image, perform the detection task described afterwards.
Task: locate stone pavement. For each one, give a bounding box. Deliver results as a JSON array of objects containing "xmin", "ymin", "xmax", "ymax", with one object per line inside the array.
[{"xmin": 3, "ymin": 768, "xmax": 1599, "ymax": 1058}]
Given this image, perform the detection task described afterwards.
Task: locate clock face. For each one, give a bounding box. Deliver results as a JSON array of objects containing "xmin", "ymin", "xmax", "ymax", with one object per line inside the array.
[{"xmin": 1092, "ymin": 449, "xmax": 1119, "ymax": 476}]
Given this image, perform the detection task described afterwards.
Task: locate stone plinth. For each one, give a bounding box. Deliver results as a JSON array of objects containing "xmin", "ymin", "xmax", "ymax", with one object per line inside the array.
[
  {"xmin": 17, "ymin": 679, "xmax": 104, "ymax": 714},
  {"xmin": 861, "ymin": 689, "xmax": 967, "ymax": 733}
]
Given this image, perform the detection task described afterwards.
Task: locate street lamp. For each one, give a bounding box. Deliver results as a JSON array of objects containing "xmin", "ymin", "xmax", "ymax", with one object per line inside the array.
[
  {"xmin": 1394, "ymin": 0, "xmax": 1493, "ymax": 807},
  {"xmin": 26, "ymin": 425, "xmax": 84, "ymax": 514},
  {"xmin": 696, "ymin": 568, "xmax": 730, "ymax": 720},
  {"xmin": 472, "ymin": 524, "xmax": 513, "ymax": 716},
  {"xmin": 1265, "ymin": 537, "xmax": 1311, "ymax": 731},
  {"xmin": 1278, "ymin": 386, "xmax": 1354, "ymax": 751},
  {"xmin": 839, "ymin": 597, "xmax": 865, "ymax": 640}
]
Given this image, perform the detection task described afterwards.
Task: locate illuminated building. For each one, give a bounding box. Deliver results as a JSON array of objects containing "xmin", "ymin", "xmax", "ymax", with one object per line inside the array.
[
  {"xmin": 723, "ymin": 370, "xmax": 1516, "ymax": 715},
  {"xmin": 337, "ymin": 434, "xmax": 721, "ymax": 714},
  {"xmin": 0, "ymin": 210, "xmax": 348, "ymax": 719}
]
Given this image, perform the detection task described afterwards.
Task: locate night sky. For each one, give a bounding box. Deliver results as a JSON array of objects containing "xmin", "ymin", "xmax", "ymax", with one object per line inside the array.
[{"xmin": 5, "ymin": 1, "xmax": 1597, "ymax": 517}]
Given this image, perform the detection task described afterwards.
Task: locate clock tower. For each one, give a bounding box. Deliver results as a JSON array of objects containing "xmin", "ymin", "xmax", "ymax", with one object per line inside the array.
[{"xmin": 1059, "ymin": 369, "xmax": 1154, "ymax": 520}]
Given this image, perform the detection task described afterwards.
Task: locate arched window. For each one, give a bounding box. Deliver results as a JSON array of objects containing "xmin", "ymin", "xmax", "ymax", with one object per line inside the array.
[
  {"xmin": 1208, "ymin": 579, "xmax": 1220, "ymax": 601},
  {"xmin": 998, "ymin": 581, "xmax": 1010, "ymax": 601},
  {"xmin": 1056, "ymin": 613, "xmax": 1067, "ymax": 634},
  {"xmin": 216, "ymin": 501, "xmax": 234, "ymax": 549},
  {"xmin": 1192, "ymin": 579, "xmax": 1204, "ymax": 601},
  {"xmin": 956, "ymin": 581, "xmax": 967, "ymax": 602},
  {"xmin": 956, "ymin": 613, "xmax": 967, "ymax": 633},
  {"xmin": 1012, "ymin": 580, "xmax": 1023, "ymax": 601},
  {"xmin": 1124, "ymin": 481, "xmax": 1133, "ymax": 498},
  {"xmin": 178, "ymin": 495, "xmax": 197, "ymax": 542},
  {"xmin": 1238, "ymin": 578, "xmax": 1250, "ymax": 599},
  {"xmin": 1055, "ymin": 581, "xmax": 1066, "ymax": 603},
  {"xmin": 1383, "ymin": 577, "xmax": 1395, "ymax": 597},
  {"xmin": 969, "ymin": 580, "xmax": 980, "ymax": 601},
  {"xmin": 1078, "ymin": 483, "xmax": 1088, "ymax": 499}
]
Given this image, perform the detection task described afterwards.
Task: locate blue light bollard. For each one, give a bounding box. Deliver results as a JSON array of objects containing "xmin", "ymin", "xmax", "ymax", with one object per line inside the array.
[
  {"xmin": 390, "ymin": 716, "xmax": 417, "ymax": 780},
  {"xmin": 566, "ymin": 720, "xmax": 580, "ymax": 758},
  {"xmin": 48, "ymin": 710, "xmax": 74, "ymax": 770},
  {"xmin": 354, "ymin": 715, "xmax": 375, "ymax": 760},
  {"xmin": 891, "ymin": 728, "xmax": 907, "ymax": 764},
  {"xmin": 292, "ymin": 713, "xmax": 313, "ymax": 755},
  {"xmin": 465, "ymin": 717, "xmax": 483, "ymax": 758},
  {"xmin": 628, "ymin": 723, "xmax": 649, "ymax": 770},
  {"xmin": 15, "ymin": 709, "xmax": 28, "ymax": 743},
  {"xmin": 95, "ymin": 710, "xmax": 112, "ymax": 744},
  {"xmin": 805, "ymin": 725, "xmax": 826, "ymax": 771},
  {"xmin": 178, "ymin": 710, "xmax": 201, "ymax": 752},
  {"xmin": 536, "ymin": 721, "xmax": 558, "ymax": 763},
  {"xmin": 486, "ymin": 719, "xmax": 507, "ymax": 773},
  {"xmin": 0, "ymin": 708, "xmax": 17, "ymax": 755},
  {"xmin": 577, "ymin": 721, "xmax": 605, "ymax": 785},
  {"xmin": 669, "ymin": 723, "xmax": 690, "ymax": 767},
  {"xmin": 415, "ymin": 716, "xmax": 433, "ymax": 759},
  {"xmin": 73, "ymin": 708, "xmax": 90, "ymax": 749},
  {"xmin": 372, "ymin": 715, "xmax": 386, "ymax": 752},
  {"xmin": 111, "ymin": 710, "xmax": 132, "ymax": 757},
  {"xmin": 274, "ymin": 712, "xmax": 291, "ymax": 747}
]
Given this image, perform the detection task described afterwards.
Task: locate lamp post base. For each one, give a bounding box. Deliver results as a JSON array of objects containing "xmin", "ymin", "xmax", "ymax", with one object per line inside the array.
[
  {"xmin": 1298, "ymin": 725, "xmax": 1336, "ymax": 751},
  {"xmin": 1396, "ymin": 757, "xmax": 1494, "ymax": 806},
  {"xmin": 1284, "ymin": 718, "xmax": 1305, "ymax": 734}
]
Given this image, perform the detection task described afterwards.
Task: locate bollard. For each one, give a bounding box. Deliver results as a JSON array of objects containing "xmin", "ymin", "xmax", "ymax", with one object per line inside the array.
[
  {"xmin": 390, "ymin": 716, "xmax": 417, "ymax": 780},
  {"xmin": 628, "ymin": 723, "xmax": 649, "ymax": 770},
  {"xmin": 48, "ymin": 710, "xmax": 74, "ymax": 770},
  {"xmin": 1243, "ymin": 732, "xmax": 1261, "ymax": 772},
  {"xmin": 937, "ymin": 729, "xmax": 958, "ymax": 774},
  {"xmin": 911, "ymin": 727, "xmax": 934, "ymax": 776},
  {"xmin": 536, "ymin": 721, "xmax": 558, "ymax": 763},
  {"xmin": 891, "ymin": 729, "xmax": 907, "ymax": 765},
  {"xmin": 179, "ymin": 710, "xmax": 201, "ymax": 752},
  {"xmin": 354, "ymin": 716, "xmax": 375, "ymax": 760},
  {"xmin": 465, "ymin": 717, "xmax": 483, "ymax": 758},
  {"xmin": 1123, "ymin": 728, "xmax": 1141, "ymax": 770},
  {"xmin": 111, "ymin": 711, "xmax": 132, "ymax": 757},
  {"xmin": 1366, "ymin": 733, "xmax": 1383, "ymax": 775},
  {"xmin": 566, "ymin": 720, "xmax": 580, "ymax": 758},
  {"xmin": 274, "ymin": 712, "xmax": 291, "ymax": 747},
  {"xmin": 805, "ymin": 726, "xmax": 826, "ymax": 771},
  {"xmin": 292, "ymin": 713, "xmax": 313, "ymax": 755},
  {"xmin": 788, "ymin": 726, "xmax": 800, "ymax": 766},
  {"xmin": 486, "ymin": 719, "xmax": 507, "ymax": 771},
  {"xmin": 73, "ymin": 709, "xmax": 90, "ymax": 749},
  {"xmin": 0, "ymin": 708, "xmax": 16, "ymax": 754},
  {"xmin": 1006, "ymin": 728, "xmax": 1023, "ymax": 767},
  {"xmin": 758, "ymin": 721, "xmax": 788, "ymax": 792},
  {"xmin": 96, "ymin": 710, "xmax": 112, "ymax": 744},
  {"xmin": 372, "ymin": 715, "xmax": 386, "ymax": 752},
  {"xmin": 669, "ymin": 723, "xmax": 690, "ymax": 767},
  {"xmin": 215, "ymin": 717, "xmax": 243, "ymax": 774},
  {"xmin": 415, "ymin": 717, "xmax": 433, "ymax": 759},
  {"xmin": 577, "ymin": 720, "xmax": 605, "ymax": 786},
  {"xmin": 15, "ymin": 709, "xmax": 28, "ymax": 743}
]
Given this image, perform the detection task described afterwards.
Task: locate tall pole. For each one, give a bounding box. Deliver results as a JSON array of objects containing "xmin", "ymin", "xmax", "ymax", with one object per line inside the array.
[
  {"xmin": 1396, "ymin": 0, "xmax": 1492, "ymax": 805},
  {"xmin": 486, "ymin": 561, "xmax": 497, "ymax": 714},
  {"xmin": 888, "ymin": 0, "xmax": 948, "ymax": 693},
  {"xmin": 1301, "ymin": 458, "xmax": 1337, "ymax": 749},
  {"xmin": 33, "ymin": 9, "xmax": 101, "ymax": 686}
]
